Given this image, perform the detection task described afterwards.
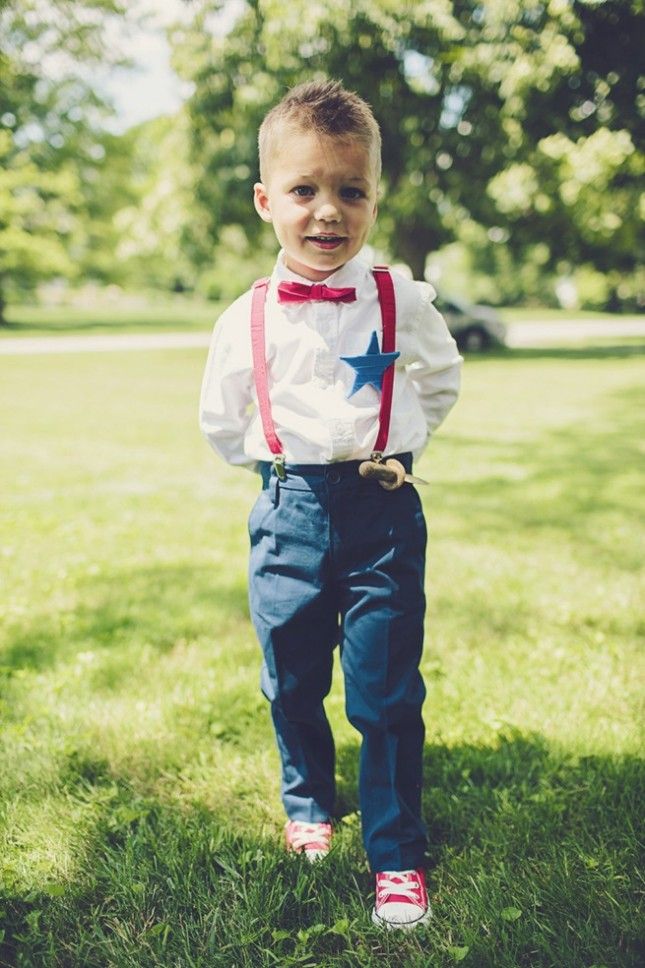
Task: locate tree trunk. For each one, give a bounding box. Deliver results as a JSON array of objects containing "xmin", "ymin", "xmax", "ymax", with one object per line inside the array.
[
  {"xmin": 393, "ymin": 217, "xmax": 445, "ymax": 282},
  {"xmin": 393, "ymin": 234, "xmax": 427, "ymax": 282}
]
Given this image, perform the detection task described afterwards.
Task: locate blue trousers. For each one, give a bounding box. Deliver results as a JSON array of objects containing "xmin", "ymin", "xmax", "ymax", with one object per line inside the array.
[{"xmin": 248, "ymin": 455, "xmax": 428, "ymax": 872}]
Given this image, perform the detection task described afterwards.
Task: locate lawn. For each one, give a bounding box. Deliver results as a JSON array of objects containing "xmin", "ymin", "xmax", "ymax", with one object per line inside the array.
[
  {"xmin": 0, "ymin": 343, "xmax": 643, "ymax": 967},
  {"xmin": 1, "ymin": 297, "xmax": 221, "ymax": 336}
]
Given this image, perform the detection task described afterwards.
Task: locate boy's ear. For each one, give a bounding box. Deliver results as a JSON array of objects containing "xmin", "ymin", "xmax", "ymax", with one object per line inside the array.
[{"xmin": 253, "ymin": 182, "xmax": 272, "ymax": 222}]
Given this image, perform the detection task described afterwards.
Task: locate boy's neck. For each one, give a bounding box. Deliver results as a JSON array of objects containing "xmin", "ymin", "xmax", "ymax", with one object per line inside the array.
[
  {"xmin": 282, "ymin": 251, "xmax": 357, "ymax": 282},
  {"xmin": 284, "ymin": 262, "xmax": 346, "ymax": 282}
]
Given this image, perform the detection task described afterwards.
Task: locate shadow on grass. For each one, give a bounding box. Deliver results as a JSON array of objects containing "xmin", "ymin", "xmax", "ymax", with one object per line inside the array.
[{"xmin": 1, "ymin": 733, "xmax": 642, "ymax": 967}]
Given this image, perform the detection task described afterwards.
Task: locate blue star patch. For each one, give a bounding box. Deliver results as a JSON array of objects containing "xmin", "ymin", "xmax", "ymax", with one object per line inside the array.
[{"xmin": 340, "ymin": 330, "xmax": 400, "ymax": 397}]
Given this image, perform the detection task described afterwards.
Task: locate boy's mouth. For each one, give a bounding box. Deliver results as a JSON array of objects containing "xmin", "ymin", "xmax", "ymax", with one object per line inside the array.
[{"xmin": 306, "ymin": 234, "xmax": 346, "ymax": 250}]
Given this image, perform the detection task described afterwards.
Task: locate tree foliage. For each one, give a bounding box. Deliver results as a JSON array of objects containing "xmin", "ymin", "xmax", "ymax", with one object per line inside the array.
[
  {"xmin": 173, "ymin": 0, "xmax": 643, "ymax": 303},
  {"xmin": 0, "ymin": 0, "xmax": 642, "ymax": 312},
  {"xmin": 0, "ymin": 0, "xmax": 129, "ymax": 319}
]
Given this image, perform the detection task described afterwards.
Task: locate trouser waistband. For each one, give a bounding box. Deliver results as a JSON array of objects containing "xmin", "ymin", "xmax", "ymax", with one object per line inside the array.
[{"xmin": 258, "ymin": 452, "xmax": 413, "ymax": 487}]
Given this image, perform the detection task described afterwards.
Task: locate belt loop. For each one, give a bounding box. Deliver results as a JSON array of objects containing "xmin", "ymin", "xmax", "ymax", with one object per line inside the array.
[{"xmin": 270, "ymin": 474, "xmax": 280, "ymax": 507}]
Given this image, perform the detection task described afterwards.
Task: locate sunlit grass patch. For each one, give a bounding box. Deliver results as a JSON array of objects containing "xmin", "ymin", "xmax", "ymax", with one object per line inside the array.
[
  {"xmin": 1, "ymin": 792, "xmax": 100, "ymax": 893},
  {"xmin": 3, "ymin": 297, "xmax": 221, "ymax": 336}
]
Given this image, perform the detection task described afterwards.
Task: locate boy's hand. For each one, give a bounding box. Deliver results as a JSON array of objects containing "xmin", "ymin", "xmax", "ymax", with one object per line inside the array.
[{"xmin": 358, "ymin": 459, "xmax": 428, "ymax": 491}]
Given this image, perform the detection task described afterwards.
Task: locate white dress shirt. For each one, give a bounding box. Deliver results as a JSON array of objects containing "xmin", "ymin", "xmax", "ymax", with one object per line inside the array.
[{"xmin": 199, "ymin": 251, "xmax": 462, "ymax": 467}]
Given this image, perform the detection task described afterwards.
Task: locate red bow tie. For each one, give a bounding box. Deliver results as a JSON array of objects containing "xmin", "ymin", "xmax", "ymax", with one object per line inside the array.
[{"xmin": 277, "ymin": 281, "xmax": 357, "ymax": 304}]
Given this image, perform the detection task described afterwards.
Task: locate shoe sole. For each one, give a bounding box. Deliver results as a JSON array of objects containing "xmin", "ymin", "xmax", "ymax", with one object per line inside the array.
[
  {"xmin": 285, "ymin": 843, "xmax": 332, "ymax": 862},
  {"xmin": 371, "ymin": 905, "xmax": 432, "ymax": 931},
  {"xmin": 302, "ymin": 848, "xmax": 330, "ymax": 862}
]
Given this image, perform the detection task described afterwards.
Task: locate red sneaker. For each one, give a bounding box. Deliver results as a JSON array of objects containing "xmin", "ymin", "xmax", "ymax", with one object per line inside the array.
[
  {"xmin": 285, "ymin": 820, "xmax": 332, "ymax": 861},
  {"xmin": 372, "ymin": 868, "xmax": 432, "ymax": 930}
]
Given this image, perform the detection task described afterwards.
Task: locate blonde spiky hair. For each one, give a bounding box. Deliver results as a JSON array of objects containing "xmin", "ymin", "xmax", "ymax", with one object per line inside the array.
[{"xmin": 258, "ymin": 79, "xmax": 382, "ymax": 183}]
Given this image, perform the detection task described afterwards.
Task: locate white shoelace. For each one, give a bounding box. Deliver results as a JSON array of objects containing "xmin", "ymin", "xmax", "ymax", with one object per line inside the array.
[
  {"xmin": 377, "ymin": 871, "xmax": 422, "ymax": 903},
  {"xmin": 289, "ymin": 823, "xmax": 331, "ymax": 851}
]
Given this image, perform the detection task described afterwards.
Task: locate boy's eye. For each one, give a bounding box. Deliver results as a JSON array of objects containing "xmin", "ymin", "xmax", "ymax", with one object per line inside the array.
[
  {"xmin": 292, "ymin": 185, "xmax": 314, "ymax": 197},
  {"xmin": 341, "ymin": 187, "xmax": 366, "ymax": 200}
]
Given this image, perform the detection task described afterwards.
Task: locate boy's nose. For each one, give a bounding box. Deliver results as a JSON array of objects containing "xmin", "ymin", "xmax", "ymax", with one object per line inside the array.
[{"xmin": 314, "ymin": 202, "xmax": 341, "ymax": 222}]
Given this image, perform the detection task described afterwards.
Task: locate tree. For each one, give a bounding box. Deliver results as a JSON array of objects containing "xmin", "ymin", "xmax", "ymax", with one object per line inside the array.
[
  {"xmin": 0, "ymin": 0, "xmax": 129, "ymax": 322},
  {"xmin": 468, "ymin": 0, "xmax": 644, "ymax": 305},
  {"xmin": 173, "ymin": 0, "xmax": 470, "ymax": 279},
  {"xmin": 109, "ymin": 114, "xmax": 201, "ymax": 292},
  {"xmin": 173, "ymin": 0, "xmax": 643, "ymax": 304}
]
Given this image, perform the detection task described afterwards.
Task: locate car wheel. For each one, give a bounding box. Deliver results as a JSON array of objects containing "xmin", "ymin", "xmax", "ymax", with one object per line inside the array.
[{"xmin": 459, "ymin": 326, "xmax": 491, "ymax": 352}]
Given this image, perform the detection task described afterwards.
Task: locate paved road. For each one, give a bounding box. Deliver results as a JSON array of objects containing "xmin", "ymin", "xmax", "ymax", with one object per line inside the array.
[
  {"xmin": 0, "ymin": 319, "xmax": 643, "ymax": 355},
  {"xmin": 505, "ymin": 318, "xmax": 645, "ymax": 347},
  {"xmin": 0, "ymin": 331, "xmax": 213, "ymax": 355}
]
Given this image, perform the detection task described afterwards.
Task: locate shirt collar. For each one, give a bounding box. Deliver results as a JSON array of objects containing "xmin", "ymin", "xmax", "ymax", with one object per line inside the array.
[{"xmin": 272, "ymin": 249, "xmax": 371, "ymax": 292}]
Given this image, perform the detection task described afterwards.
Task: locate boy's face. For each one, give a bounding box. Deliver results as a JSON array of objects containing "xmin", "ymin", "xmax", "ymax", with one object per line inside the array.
[{"xmin": 254, "ymin": 127, "xmax": 379, "ymax": 281}]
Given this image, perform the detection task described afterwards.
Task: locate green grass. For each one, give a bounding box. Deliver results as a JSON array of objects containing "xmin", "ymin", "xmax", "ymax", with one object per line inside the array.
[
  {"xmin": 1, "ymin": 297, "xmax": 222, "ymax": 336},
  {"xmin": 1, "ymin": 345, "xmax": 643, "ymax": 966}
]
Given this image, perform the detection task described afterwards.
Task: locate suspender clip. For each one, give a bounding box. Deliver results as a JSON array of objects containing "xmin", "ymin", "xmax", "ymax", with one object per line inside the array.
[
  {"xmin": 273, "ymin": 454, "xmax": 287, "ymax": 481},
  {"xmin": 370, "ymin": 451, "xmax": 384, "ymax": 463}
]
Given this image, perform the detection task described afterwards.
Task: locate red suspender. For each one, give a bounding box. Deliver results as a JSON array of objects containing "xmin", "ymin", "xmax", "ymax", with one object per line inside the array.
[
  {"xmin": 250, "ymin": 268, "xmax": 397, "ymax": 466},
  {"xmin": 251, "ymin": 278, "xmax": 284, "ymax": 461},
  {"xmin": 371, "ymin": 265, "xmax": 396, "ymax": 459}
]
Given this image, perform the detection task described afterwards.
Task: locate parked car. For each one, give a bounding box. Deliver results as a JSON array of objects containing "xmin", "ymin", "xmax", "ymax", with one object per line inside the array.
[{"xmin": 435, "ymin": 296, "xmax": 507, "ymax": 352}]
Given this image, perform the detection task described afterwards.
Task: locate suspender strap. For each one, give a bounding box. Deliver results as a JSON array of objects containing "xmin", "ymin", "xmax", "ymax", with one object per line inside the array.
[
  {"xmin": 251, "ymin": 278, "xmax": 284, "ymax": 458},
  {"xmin": 371, "ymin": 265, "xmax": 397, "ymax": 458},
  {"xmin": 250, "ymin": 268, "xmax": 397, "ymax": 464}
]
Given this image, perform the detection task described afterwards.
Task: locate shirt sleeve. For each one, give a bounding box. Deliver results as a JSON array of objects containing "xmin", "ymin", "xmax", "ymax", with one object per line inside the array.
[
  {"xmin": 199, "ymin": 293, "xmax": 257, "ymax": 468},
  {"xmin": 405, "ymin": 282, "xmax": 462, "ymax": 438}
]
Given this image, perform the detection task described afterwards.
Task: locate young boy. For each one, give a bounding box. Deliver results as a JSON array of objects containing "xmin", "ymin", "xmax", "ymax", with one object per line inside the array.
[{"xmin": 199, "ymin": 80, "xmax": 461, "ymax": 930}]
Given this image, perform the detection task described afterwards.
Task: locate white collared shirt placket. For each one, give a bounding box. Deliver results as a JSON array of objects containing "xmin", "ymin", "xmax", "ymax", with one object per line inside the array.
[{"xmin": 311, "ymin": 297, "xmax": 356, "ymax": 460}]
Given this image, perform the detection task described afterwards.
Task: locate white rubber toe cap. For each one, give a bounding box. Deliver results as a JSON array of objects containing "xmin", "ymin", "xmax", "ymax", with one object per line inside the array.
[{"xmin": 372, "ymin": 900, "xmax": 432, "ymax": 930}]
